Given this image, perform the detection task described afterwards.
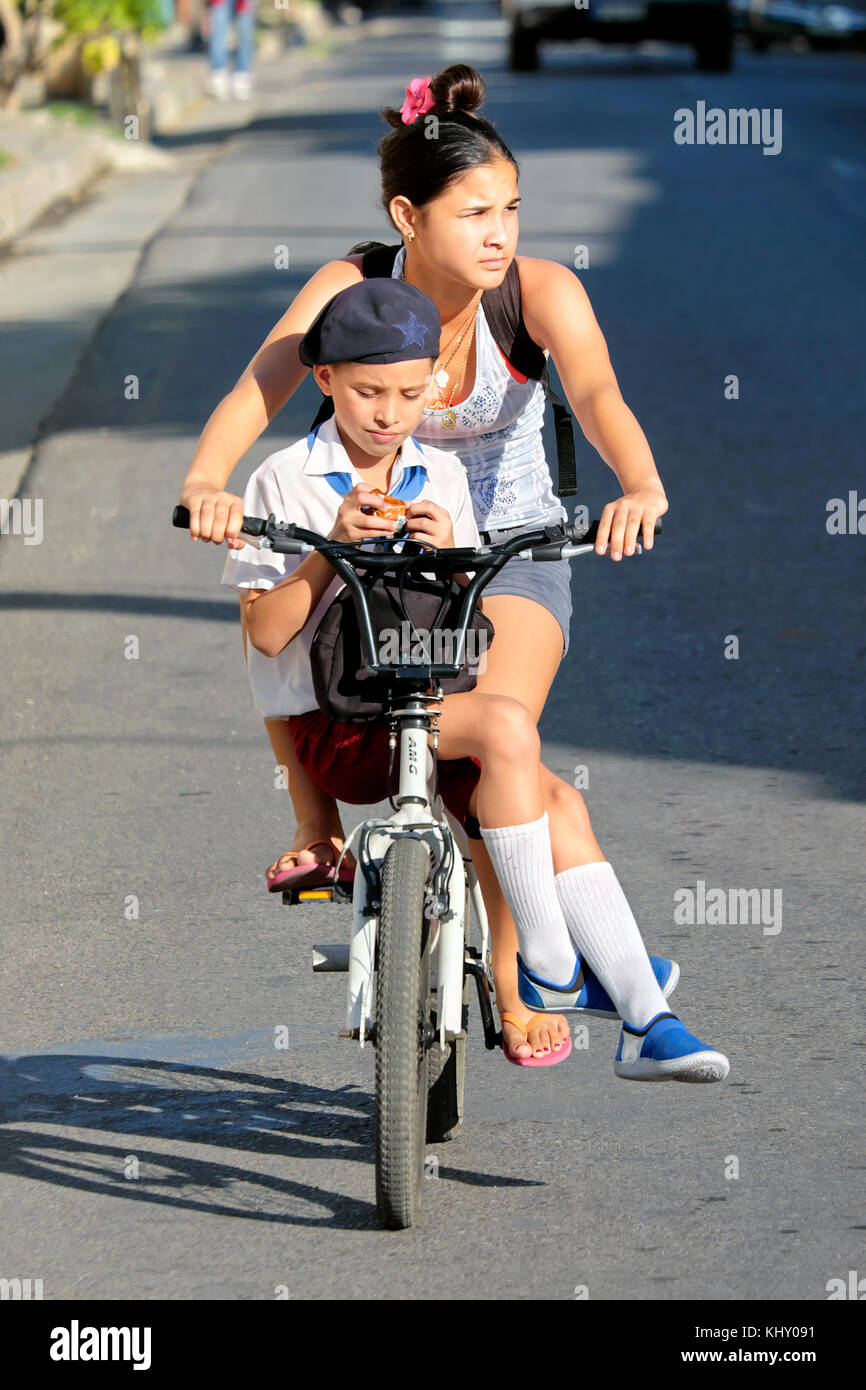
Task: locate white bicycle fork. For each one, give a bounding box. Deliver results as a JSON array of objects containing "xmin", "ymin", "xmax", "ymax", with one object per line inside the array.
[{"xmin": 341, "ymin": 723, "xmax": 489, "ymax": 1047}]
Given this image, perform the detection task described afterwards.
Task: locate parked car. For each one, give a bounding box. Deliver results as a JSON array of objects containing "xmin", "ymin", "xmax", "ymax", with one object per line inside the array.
[
  {"xmin": 730, "ymin": 0, "xmax": 816, "ymax": 48},
  {"xmin": 731, "ymin": 0, "xmax": 866, "ymax": 48},
  {"xmin": 806, "ymin": 0, "xmax": 866, "ymax": 47},
  {"xmin": 502, "ymin": 0, "xmax": 734, "ymax": 72}
]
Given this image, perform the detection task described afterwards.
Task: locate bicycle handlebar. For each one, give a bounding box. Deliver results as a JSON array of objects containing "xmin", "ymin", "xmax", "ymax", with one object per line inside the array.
[
  {"xmin": 172, "ymin": 504, "xmax": 660, "ymax": 562},
  {"xmin": 171, "ymin": 504, "xmax": 661, "ymax": 682}
]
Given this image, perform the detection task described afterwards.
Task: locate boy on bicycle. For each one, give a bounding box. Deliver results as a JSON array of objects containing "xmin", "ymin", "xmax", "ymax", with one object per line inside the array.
[{"xmin": 221, "ymin": 278, "xmax": 729, "ymax": 1082}]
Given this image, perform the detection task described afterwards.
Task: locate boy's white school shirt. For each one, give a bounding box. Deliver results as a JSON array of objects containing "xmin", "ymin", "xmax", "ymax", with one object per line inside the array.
[{"xmin": 221, "ymin": 414, "xmax": 483, "ymax": 720}]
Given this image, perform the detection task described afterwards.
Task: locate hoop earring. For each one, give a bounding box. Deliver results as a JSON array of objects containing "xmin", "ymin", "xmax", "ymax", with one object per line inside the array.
[{"xmin": 406, "ymin": 231, "xmax": 415, "ymax": 242}]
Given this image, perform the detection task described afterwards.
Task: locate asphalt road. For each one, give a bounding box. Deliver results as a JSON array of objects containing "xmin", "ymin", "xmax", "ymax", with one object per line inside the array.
[{"xmin": 1, "ymin": 4, "xmax": 864, "ymax": 1300}]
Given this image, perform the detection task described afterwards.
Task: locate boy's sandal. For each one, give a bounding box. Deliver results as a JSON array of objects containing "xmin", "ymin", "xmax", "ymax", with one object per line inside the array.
[
  {"xmin": 500, "ymin": 1011, "xmax": 573, "ymax": 1068},
  {"xmin": 267, "ymin": 838, "xmax": 357, "ymax": 893}
]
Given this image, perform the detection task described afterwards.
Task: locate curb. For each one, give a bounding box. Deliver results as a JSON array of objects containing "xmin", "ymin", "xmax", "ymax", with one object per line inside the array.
[
  {"xmin": 0, "ymin": 119, "xmax": 115, "ymax": 249},
  {"xmin": 0, "ymin": 116, "xmax": 176, "ymax": 249}
]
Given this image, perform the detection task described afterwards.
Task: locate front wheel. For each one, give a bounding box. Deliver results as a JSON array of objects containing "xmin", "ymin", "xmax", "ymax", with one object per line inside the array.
[{"xmin": 374, "ymin": 837, "xmax": 433, "ymax": 1230}]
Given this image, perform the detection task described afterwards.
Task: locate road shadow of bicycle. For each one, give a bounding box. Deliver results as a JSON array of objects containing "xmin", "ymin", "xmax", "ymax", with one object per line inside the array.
[{"xmin": 0, "ymin": 1053, "xmax": 541, "ymax": 1230}]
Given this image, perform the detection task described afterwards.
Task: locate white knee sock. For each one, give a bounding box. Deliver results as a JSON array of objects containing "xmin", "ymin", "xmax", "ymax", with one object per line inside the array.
[
  {"xmin": 480, "ymin": 812, "xmax": 579, "ymax": 985},
  {"xmin": 555, "ymin": 861, "xmax": 669, "ymax": 1027}
]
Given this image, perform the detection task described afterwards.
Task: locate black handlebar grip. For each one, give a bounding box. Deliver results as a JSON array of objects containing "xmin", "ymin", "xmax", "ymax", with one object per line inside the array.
[
  {"xmin": 569, "ymin": 517, "xmax": 662, "ymax": 545},
  {"xmin": 171, "ymin": 504, "xmax": 266, "ymax": 537},
  {"xmin": 532, "ymin": 517, "xmax": 663, "ymax": 557}
]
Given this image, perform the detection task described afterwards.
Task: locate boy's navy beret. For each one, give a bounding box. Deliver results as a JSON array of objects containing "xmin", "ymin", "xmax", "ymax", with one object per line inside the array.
[{"xmin": 298, "ymin": 279, "xmax": 441, "ymax": 367}]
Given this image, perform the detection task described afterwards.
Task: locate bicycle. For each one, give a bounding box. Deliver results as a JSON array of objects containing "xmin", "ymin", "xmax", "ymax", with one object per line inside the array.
[{"xmin": 172, "ymin": 505, "xmax": 660, "ymax": 1229}]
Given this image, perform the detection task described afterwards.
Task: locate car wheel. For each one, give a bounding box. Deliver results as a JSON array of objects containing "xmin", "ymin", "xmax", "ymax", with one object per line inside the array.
[
  {"xmin": 695, "ymin": 15, "xmax": 734, "ymax": 70},
  {"xmin": 509, "ymin": 19, "xmax": 540, "ymax": 71}
]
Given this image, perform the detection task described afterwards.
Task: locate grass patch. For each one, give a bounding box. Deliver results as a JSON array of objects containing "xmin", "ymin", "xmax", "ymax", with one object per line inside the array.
[
  {"xmin": 44, "ymin": 101, "xmax": 103, "ymax": 129},
  {"xmin": 43, "ymin": 101, "xmax": 126, "ymax": 141}
]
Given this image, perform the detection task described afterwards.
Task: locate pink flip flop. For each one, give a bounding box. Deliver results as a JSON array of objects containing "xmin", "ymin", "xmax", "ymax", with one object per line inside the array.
[
  {"xmin": 500, "ymin": 1012, "xmax": 573, "ymax": 1068},
  {"xmin": 267, "ymin": 838, "xmax": 356, "ymax": 894}
]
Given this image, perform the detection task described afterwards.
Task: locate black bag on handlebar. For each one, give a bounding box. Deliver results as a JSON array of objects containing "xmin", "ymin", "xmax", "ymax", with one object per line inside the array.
[{"xmin": 310, "ymin": 571, "xmax": 495, "ymax": 724}]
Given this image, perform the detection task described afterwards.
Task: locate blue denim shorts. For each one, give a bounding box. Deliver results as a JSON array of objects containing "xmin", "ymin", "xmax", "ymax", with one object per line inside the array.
[{"xmin": 477, "ymin": 524, "xmax": 573, "ymax": 661}]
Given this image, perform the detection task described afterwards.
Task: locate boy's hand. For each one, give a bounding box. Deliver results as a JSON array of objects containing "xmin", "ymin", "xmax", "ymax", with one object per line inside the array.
[
  {"xmin": 328, "ymin": 485, "xmax": 402, "ymax": 543},
  {"xmin": 403, "ymin": 499, "xmax": 455, "ymax": 550}
]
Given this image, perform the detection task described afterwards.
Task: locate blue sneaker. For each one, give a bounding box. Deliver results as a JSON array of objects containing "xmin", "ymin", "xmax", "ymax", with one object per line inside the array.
[
  {"xmin": 614, "ymin": 1012, "xmax": 729, "ymax": 1082},
  {"xmin": 516, "ymin": 952, "xmax": 679, "ymax": 1019}
]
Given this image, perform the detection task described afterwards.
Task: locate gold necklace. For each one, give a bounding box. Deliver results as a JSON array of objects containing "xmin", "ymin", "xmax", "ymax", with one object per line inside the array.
[
  {"xmin": 433, "ymin": 328, "xmax": 468, "ymax": 390},
  {"xmin": 436, "ymin": 309, "xmax": 478, "ymax": 430}
]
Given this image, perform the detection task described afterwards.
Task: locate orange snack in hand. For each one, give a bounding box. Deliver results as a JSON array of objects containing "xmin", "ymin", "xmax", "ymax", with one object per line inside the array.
[{"xmin": 360, "ymin": 488, "xmax": 407, "ymax": 524}]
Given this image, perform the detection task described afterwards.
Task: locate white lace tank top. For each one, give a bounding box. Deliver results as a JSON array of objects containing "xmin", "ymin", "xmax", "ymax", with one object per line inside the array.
[{"xmin": 391, "ymin": 245, "xmax": 567, "ymax": 532}]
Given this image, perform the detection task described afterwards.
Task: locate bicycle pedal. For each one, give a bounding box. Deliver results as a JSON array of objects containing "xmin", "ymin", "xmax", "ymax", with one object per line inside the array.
[{"xmin": 281, "ymin": 886, "xmax": 335, "ymax": 906}]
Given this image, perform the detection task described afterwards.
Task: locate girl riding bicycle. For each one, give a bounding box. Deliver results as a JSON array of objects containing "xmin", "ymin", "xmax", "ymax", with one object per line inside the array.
[
  {"xmin": 181, "ymin": 63, "xmax": 669, "ymax": 1065},
  {"xmin": 220, "ymin": 277, "xmax": 729, "ymax": 1083}
]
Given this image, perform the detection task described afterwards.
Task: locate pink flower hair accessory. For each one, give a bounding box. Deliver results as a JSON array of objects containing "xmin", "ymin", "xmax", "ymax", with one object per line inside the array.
[{"xmin": 400, "ymin": 77, "xmax": 435, "ymax": 126}]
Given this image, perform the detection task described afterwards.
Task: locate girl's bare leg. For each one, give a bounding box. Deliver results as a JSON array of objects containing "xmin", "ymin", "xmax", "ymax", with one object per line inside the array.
[{"xmin": 462, "ymin": 594, "xmax": 576, "ymax": 1059}]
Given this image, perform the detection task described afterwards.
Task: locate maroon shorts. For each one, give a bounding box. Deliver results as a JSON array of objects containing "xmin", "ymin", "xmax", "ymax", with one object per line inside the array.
[{"xmin": 288, "ymin": 710, "xmax": 482, "ymax": 837}]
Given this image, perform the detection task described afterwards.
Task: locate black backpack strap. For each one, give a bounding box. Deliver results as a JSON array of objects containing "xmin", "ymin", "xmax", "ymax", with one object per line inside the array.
[
  {"xmin": 541, "ymin": 367, "xmax": 577, "ymax": 498},
  {"xmin": 353, "ymin": 242, "xmax": 402, "ymax": 278},
  {"xmin": 481, "ymin": 259, "xmax": 546, "ymax": 381},
  {"xmin": 308, "ymin": 394, "xmax": 335, "ymax": 431},
  {"xmin": 346, "ymin": 240, "xmax": 387, "ymax": 257}
]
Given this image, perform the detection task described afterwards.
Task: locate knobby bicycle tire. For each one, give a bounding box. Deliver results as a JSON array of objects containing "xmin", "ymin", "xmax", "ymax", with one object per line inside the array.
[{"xmin": 374, "ymin": 837, "xmax": 434, "ymax": 1230}]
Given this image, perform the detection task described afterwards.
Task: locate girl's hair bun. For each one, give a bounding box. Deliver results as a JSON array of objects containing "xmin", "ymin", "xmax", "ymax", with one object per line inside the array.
[
  {"xmin": 430, "ymin": 65, "xmax": 485, "ymax": 118},
  {"xmin": 380, "ymin": 64, "xmax": 486, "ymax": 129}
]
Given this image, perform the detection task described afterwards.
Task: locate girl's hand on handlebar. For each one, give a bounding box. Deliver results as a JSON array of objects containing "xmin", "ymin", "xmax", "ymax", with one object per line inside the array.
[
  {"xmin": 595, "ymin": 486, "xmax": 668, "ymax": 561},
  {"xmin": 404, "ymin": 499, "xmax": 454, "ymax": 550},
  {"xmin": 328, "ymin": 485, "xmax": 400, "ymax": 543},
  {"xmin": 180, "ymin": 480, "xmax": 246, "ymax": 548}
]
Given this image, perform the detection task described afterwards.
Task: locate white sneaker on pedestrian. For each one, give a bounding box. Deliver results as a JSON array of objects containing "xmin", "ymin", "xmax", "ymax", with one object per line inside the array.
[
  {"xmin": 232, "ymin": 71, "xmax": 253, "ymax": 101},
  {"xmin": 207, "ymin": 68, "xmax": 231, "ymax": 101}
]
